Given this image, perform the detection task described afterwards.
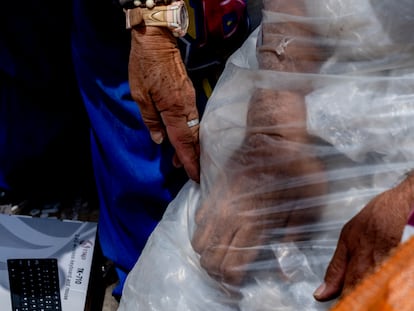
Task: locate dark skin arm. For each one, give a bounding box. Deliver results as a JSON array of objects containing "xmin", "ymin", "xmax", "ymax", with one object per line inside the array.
[
  {"xmin": 193, "ymin": 0, "xmax": 414, "ymax": 300},
  {"xmin": 191, "ymin": 0, "xmax": 328, "ymax": 286},
  {"xmin": 314, "ymin": 173, "xmax": 414, "ymax": 301}
]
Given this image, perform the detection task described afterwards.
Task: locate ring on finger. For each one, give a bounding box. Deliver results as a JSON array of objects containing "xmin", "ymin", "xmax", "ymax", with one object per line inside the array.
[{"xmin": 187, "ymin": 118, "xmax": 199, "ymax": 128}]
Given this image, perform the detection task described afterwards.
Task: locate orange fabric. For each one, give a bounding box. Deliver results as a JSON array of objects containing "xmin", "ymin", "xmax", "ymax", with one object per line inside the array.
[{"xmin": 330, "ymin": 236, "xmax": 414, "ymax": 311}]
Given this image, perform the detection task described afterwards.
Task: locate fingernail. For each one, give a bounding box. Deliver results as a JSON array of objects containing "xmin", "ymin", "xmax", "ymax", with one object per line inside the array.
[
  {"xmin": 313, "ymin": 282, "xmax": 326, "ymax": 298},
  {"xmin": 150, "ymin": 131, "xmax": 164, "ymax": 144}
]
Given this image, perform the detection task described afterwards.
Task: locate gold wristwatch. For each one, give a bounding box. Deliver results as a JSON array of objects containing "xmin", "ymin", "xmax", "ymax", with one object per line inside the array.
[{"xmin": 125, "ymin": 0, "xmax": 189, "ymax": 37}]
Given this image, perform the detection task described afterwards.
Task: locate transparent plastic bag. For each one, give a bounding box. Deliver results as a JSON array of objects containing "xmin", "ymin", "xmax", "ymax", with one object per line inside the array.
[{"xmin": 118, "ymin": 1, "xmax": 414, "ymax": 310}]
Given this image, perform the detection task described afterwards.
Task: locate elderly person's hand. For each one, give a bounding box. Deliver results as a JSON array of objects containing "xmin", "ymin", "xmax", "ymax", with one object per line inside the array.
[
  {"xmin": 129, "ymin": 26, "xmax": 200, "ymax": 182},
  {"xmin": 314, "ymin": 173, "xmax": 414, "ymax": 301},
  {"xmin": 192, "ymin": 0, "xmax": 327, "ymax": 288},
  {"xmin": 192, "ymin": 89, "xmax": 328, "ymax": 286},
  {"xmin": 192, "ymin": 156, "xmax": 327, "ymax": 286}
]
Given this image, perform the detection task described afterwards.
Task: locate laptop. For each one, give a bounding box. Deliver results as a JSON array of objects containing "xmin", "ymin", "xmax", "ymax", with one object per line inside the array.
[{"xmin": 0, "ymin": 214, "xmax": 98, "ymax": 311}]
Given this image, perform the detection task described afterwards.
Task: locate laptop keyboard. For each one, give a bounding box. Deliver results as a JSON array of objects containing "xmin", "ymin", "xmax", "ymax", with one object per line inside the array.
[{"xmin": 7, "ymin": 258, "xmax": 62, "ymax": 311}]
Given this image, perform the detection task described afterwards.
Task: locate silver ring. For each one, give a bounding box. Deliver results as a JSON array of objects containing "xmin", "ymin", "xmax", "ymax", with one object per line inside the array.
[{"xmin": 187, "ymin": 118, "xmax": 199, "ymax": 128}]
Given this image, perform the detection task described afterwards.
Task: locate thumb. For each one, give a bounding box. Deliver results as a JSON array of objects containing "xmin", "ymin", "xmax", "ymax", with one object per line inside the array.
[{"xmin": 313, "ymin": 241, "xmax": 348, "ymax": 301}]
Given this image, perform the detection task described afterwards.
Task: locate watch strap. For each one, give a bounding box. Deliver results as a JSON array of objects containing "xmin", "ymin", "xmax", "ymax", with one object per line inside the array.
[
  {"xmin": 125, "ymin": 8, "xmax": 143, "ymax": 29},
  {"xmin": 125, "ymin": 1, "xmax": 188, "ymax": 37}
]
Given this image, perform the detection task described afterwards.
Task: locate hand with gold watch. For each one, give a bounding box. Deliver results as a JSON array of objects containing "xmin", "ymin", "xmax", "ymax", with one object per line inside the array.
[
  {"xmin": 125, "ymin": 0, "xmax": 189, "ymax": 37},
  {"xmin": 126, "ymin": 0, "xmax": 201, "ymax": 183}
]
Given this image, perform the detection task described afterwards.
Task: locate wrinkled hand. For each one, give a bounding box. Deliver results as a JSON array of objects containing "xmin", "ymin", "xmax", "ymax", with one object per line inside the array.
[
  {"xmin": 192, "ymin": 148, "xmax": 327, "ymax": 286},
  {"xmin": 314, "ymin": 174, "xmax": 414, "ymax": 301},
  {"xmin": 129, "ymin": 26, "xmax": 200, "ymax": 182}
]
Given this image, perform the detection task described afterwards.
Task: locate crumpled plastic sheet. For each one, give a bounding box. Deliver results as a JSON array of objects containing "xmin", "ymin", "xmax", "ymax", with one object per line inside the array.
[{"xmin": 118, "ymin": 1, "xmax": 414, "ymax": 310}]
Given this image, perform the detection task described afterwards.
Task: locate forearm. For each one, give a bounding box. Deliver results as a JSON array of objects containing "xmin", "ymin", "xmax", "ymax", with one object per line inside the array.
[
  {"xmin": 249, "ymin": 0, "xmax": 324, "ymax": 137},
  {"xmin": 238, "ymin": 0, "xmax": 326, "ymax": 173},
  {"xmin": 258, "ymin": 0, "xmax": 324, "ymax": 74}
]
